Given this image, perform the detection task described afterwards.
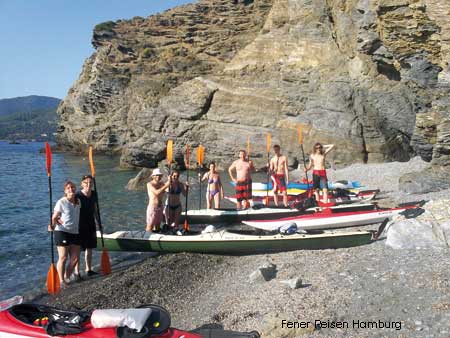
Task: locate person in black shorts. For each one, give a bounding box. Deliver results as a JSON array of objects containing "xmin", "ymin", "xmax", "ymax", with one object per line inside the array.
[
  {"xmin": 49, "ymin": 180, "xmax": 81, "ymax": 286},
  {"xmin": 75, "ymin": 175, "xmax": 99, "ymax": 277}
]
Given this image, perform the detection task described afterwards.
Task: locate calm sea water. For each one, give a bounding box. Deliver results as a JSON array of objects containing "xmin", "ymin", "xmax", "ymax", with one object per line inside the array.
[{"xmin": 0, "ymin": 141, "xmax": 248, "ymax": 300}]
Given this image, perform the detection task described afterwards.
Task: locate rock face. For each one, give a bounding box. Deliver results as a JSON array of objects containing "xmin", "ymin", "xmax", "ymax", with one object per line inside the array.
[{"xmin": 56, "ymin": 0, "xmax": 450, "ymax": 170}]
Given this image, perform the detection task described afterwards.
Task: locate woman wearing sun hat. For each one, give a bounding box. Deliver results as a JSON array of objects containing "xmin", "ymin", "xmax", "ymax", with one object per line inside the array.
[{"xmin": 146, "ymin": 168, "xmax": 170, "ymax": 232}]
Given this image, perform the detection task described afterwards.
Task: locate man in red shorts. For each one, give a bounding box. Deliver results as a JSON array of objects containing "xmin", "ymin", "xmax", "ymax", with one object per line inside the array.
[
  {"xmin": 228, "ymin": 150, "xmax": 255, "ymax": 209},
  {"xmin": 269, "ymin": 144, "xmax": 289, "ymax": 207},
  {"xmin": 304, "ymin": 142, "xmax": 335, "ymax": 203}
]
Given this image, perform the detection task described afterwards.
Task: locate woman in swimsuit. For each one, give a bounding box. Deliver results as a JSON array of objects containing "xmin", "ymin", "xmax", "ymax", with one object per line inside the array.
[
  {"xmin": 165, "ymin": 170, "xmax": 188, "ymax": 231},
  {"xmin": 202, "ymin": 162, "xmax": 224, "ymax": 209}
]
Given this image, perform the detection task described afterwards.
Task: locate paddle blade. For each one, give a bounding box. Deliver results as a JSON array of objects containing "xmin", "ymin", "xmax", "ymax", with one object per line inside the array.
[
  {"xmin": 183, "ymin": 219, "xmax": 190, "ymax": 232},
  {"xmin": 185, "ymin": 144, "xmax": 190, "ymax": 169},
  {"xmin": 167, "ymin": 139, "xmax": 173, "ymax": 164},
  {"xmin": 266, "ymin": 132, "xmax": 271, "ymax": 154},
  {"xmin": 101, "ymin": 249, "xmax": 111, "ymax": 275},
  {"xmin": 247, "ymin": 136, "xmax": 251, "ymax": 157},
  {"xmin": 88, "ymin": 146, "xmax": 95, "ymax": 177},
  {"xmin": 45, "ymin": 142, "xmax": 52, "ymax": 176},
  {"xmin": 46, "ymin": 263, "xmax": 60, "ymax": 295},
  {"xmin": 197, "ymin": 145, "xmax": 205, "ymax": 166},
  {"xmin": 297, "ymin": 126, "xmax": 303, "ymax": 145}
]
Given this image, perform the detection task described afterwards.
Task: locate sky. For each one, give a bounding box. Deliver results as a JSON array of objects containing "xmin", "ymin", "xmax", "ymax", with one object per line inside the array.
[{"xmin": 0, "ymin": 0, "xmax": 194, "ymax": 100}]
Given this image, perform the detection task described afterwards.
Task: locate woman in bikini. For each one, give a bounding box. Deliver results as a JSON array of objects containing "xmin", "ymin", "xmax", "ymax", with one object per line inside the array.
[
  {"xmin": 202, "ymin": 162, "xmax": 224, "ymax": 209},
  {"xmin": 165, "ymin": 170, "xmax": 188, "ymax": 231}
]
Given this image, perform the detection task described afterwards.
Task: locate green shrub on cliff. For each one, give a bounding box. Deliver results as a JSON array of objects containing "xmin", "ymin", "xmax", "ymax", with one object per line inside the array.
[
  {"xmin": 94, "ymin": 21, "xmax": 116, "ymax": 32},
  {"xmin": 142, "ymin": 48, "xmax": 153, "ymax": 58}
]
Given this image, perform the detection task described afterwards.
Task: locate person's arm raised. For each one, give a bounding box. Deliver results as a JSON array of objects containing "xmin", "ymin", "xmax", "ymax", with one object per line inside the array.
[{"xmin": 324, "ymin": 144, "xmax": 335, "ymax": 155}]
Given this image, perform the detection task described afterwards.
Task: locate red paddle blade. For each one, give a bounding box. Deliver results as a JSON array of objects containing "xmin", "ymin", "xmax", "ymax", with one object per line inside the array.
[
  {"xmin": 186, "ymin": 144, "xmax": 190, "ymax": 169},
  {"xmin": 45, "ymin": 142, "xmax": 52, "ymax": 176},
  {"xmin": 47, "ymin": 263, "xmax": 60, "ymax": 295},
  {"xmin": 266, "ymin": 133, "xmax": 271, "ymax": 154},
  {"xmin": 101, "ymin": 249, "xmax": 111, "ymax": 275}
]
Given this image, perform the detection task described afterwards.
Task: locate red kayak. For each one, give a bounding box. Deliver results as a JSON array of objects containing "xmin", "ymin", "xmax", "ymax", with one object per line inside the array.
[{"xmin": 0, "ymin": 303, "xmax": 259, "ymax": 338}]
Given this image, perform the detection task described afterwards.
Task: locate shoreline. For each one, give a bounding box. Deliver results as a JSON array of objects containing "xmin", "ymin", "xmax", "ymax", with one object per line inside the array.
[{"xmin": 29, "ymin": 157, "xmax": 450, "ymax": 337}]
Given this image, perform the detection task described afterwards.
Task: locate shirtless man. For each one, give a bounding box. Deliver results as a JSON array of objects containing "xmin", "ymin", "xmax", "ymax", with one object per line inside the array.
[
  {"xmin": 228, "ymin": 150, "xmax": 255, "ymax": 209},
  {"xmin": 146, "ymin": 168, "xmax": 170, "ymax": 232},
  {"xmin": 269, "ymin": 144, "xmax": 289, "ymax": 207},
  {"xmin": 304, "ymin": 143, "xmax": 335, "ymax": 203}
]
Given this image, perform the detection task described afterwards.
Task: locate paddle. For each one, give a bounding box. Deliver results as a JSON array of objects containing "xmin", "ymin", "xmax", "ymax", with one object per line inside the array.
[
  {"xmin": 298, "ymin": 126, "xmax": 310, "ymax": 193},
  {"xmin": 88, "ymin": 146, "xmax": 111, "ymax": 275},
  {"xmin": 183, "ymin": 144, "xmax": 190, "ymax": 231},
  {"xmin": 45, "ymin": 142, "xmax": 60, "ymax": 295},
  {"xmin": 166, "ymin": 139, "xmax": 173, "ymax": 228},
  {"xmin": 196, "ymin": 145, "xmax": 205, "ymax": 210},
  {"xmin": 265, "ymin": 132, "xmax": 271, "ymax": 206}
]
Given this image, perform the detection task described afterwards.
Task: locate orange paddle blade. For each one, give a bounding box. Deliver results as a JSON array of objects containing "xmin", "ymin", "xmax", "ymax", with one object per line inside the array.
[
  {"xmin": 47, "ymin": 263, "xmax": 60, "ymax": 295},
  {"xmin": 167, "ymin": 139, "xmax": 173, "ymax": 164},
  {"xmin": 45, "ymin": 142, "xmax": 52, "ymax": 176},
  {"xmin": 185, "ymin": 144, "xmax": 190, "ymax": 169},
  {"xmin": 266, "ymin": 132, "xmax": 271, "ymax": 154},
  {"xmin": 183, "ymin": 219, "xmax": 190, "ymax": 232},
  {"xmin": 298, "ymin": 126, "xmax": 303, "ymax": 145},
  {"xmin": 101, "ymin": 249, "xmax": 111, "ymax": 275},
  {"xmin": 88, "ymin": 146, "xmax": 96, "ymax": 177},
  {"xmin": 197, "ymin": 145, "xmax": 205, "ymax": 166}
]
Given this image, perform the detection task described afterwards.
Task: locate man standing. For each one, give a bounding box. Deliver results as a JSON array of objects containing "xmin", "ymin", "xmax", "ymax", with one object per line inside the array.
[
  {"xmin": 75, "ymin": 174, "xmax": 99, "ymax": 278},
  {"xmin": 304, "ymin": 143, "xmax": 335, "ymax": 203},
  {"xmin": 228, "ymin": 150, "xmax": 255, "ymax": 209},
  {"xmin": 269, "ymin": 144, "xmax": 289, "ymax": 207},
  {"xmin": 146, "ymin": 168, "xmax": 170, "ymax": 232}
]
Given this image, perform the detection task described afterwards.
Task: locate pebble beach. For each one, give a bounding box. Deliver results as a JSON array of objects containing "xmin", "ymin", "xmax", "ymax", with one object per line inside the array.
[{"xmin": 34, "ymin": 157, "xmax": 450, "ymax": 338}]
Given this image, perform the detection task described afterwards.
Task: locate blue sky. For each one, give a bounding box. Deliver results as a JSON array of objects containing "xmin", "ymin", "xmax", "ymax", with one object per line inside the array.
[{"xmin": 0, "ymin": 0, "xmax": 193, "ymax": 100}]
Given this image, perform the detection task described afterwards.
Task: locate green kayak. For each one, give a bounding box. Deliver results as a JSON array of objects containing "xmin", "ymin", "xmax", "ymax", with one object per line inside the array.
[{"xmin": 96, "ymin": 229, "xmax": 374, "ymax": 254}]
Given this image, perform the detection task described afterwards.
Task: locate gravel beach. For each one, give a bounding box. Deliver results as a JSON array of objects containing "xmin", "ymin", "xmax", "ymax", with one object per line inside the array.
[{"xmin": 35, "ymin": 158, "xmax": 450, "ymax": 338}]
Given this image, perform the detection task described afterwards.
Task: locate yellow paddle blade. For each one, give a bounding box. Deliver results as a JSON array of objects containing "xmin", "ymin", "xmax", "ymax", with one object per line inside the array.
[
  {"xmin": 298, "ymin": 126, "xmax": 303, "ymax": 145},
  {"xmin": 88, "ymin": 146, "xmax": 95, "ymax": 177},
  {"xmin": 101, "ymin": 249, "xmax": 112, "ymax": 275},
  {"xmin": 247, "ymin": 136, "xmax": 251, "ymax": 157},
  {"xmin": 47, "ymin": 263, "xmax": 60, "ymax": 295},
  {"xmin": 266, "ymin": 132, "xmax": 271, "ymax": 154},
  {"xmin": 167, "ymin": 139, "xmax": 173, "ymax": 164}
]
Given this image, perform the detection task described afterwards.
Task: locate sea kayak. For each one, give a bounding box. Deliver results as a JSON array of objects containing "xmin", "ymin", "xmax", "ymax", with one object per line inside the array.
[
  {"xmin": 0, "ymin": 303, "xmax": 260, "ymax": 338},
  {"xmin": 96, "ymin": 229, "xmax": 375, "ymax": 254},
  {"xmin": 251, "ymin": 187, "xmax": 361, "ymax": 196},
  {"xmin": 243, "ymin": 204, "xmax": 421, "ymax": 231},
  {"xmin": 230, "ymin": 179, "xmax": 361, "ymax": 190},
  {"xmin": 225, "ymin": 189, "xmax": 379, "ymax": 207},
  {"xmin": 180, "ymin": 202, "xmax": 377, "ymax": 225}
]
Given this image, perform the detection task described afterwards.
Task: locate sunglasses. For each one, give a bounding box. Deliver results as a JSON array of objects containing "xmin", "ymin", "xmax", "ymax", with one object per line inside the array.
[
  {"xmin": 315, "ymin": 146, "xmax": 322, "ymax": 149},
  {"xmin": 82, "ymin": 175, "xmax": 93, "ymax": 180}
]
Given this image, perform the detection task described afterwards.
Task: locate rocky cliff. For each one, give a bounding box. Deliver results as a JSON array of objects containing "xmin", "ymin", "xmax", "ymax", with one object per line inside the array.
[{"xmin": 56, "ymin": 0, "xmax": 450, "ymax": 170}]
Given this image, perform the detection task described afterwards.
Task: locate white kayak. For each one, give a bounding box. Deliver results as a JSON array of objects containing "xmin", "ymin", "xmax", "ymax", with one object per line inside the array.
[{"xmin": 243, "ymin": 205, "xmax": 420, "ymax": 231}]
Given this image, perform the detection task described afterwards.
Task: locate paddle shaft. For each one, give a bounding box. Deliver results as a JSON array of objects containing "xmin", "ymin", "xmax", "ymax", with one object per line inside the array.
[
  {"xmin": 300, "ymin": 144, "xmax": 310, "ymax": 188},
  {"xmin": 48, "ymin": 175, "xmax": 55, "ymax": 264},
  {"xmin": 92, "ymin": 177, "xmax": 105, "ymax": 247},
  {"xmin": 266, "ymin": 151, "xmax": 270, "ymax": 204},
  {"xmin": 198, "ymin": 165, "xmax": 202, "ymax": 210}
]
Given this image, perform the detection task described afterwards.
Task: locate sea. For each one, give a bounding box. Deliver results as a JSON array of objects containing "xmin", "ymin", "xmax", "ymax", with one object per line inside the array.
[{"xmin": 0, "ymin": 141, "xmax": 242, "ymax": 300}]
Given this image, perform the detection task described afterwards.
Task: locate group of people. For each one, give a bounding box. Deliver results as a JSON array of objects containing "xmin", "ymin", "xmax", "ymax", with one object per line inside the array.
[
  {"xmin": 145, "ymin": 142, "xmax": 335, "ymax": 232},
  {"xmin": 48, "ymin": 175, "xmax": 99, "ymax": 287}
]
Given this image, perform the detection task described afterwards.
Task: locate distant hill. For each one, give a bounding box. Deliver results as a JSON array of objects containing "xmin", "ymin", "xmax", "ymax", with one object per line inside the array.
[{"xmin": 0, "ymin": 95, "xmax": 61, "ymax": 140}]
